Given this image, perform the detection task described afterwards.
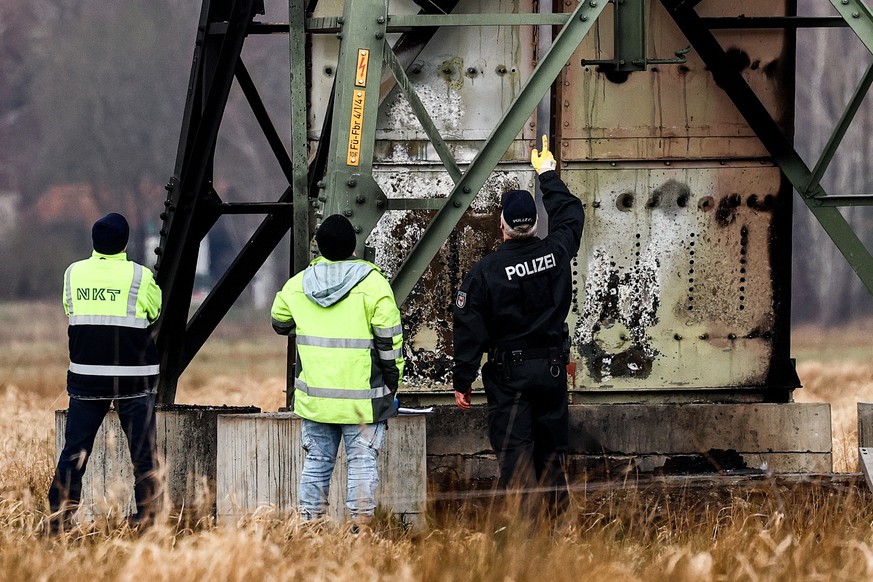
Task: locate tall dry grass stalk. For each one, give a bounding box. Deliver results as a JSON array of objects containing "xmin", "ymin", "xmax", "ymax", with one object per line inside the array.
[
  {"xmin": 3, "ymin": 302, "xmax": 873, "ymax": 579},
  {"xmin": 795, "ymin": 360, "xmax": 873, "ymax": 472},
  {"xmin": 0, "ymin": 466, "xmax": 872, "ymax": 580}
]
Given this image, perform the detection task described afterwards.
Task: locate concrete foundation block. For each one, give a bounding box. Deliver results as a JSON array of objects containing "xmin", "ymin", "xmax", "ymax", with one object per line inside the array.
[
  {"xmin": 216, "ymin": 413, "xmax": 426, "ymax": 528},
  {"xmin": 54, "ymin": 405, "xmax": 259, "ymax": 520},
  {"xmin": 857, "ymin": 403, "xmax": 873, "ymax": 492},
  {"xmin": 858, "ymin": 403, "xmax": 873, "ymax": 447},
  {"xmin": 570, "ymin": 403, "xmax": 831, "ymax": 456},
  {"xmin": 427, "ymin": 402, "xmax": 832, "ymax": 488}
]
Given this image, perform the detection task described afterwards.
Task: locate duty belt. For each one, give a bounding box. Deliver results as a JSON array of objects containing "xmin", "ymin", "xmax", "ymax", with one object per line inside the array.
[
  {"xmin": 488, "ymin": 345, "xmax": 568, "ymax": 381},
  {"xmin": 489, "ymin": 346, "xmax": 564, "ymax": 366}
]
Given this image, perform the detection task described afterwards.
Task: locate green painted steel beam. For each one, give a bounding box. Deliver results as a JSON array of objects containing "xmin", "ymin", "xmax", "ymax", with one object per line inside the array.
[
  {"xmin": 224, "ymin": 15, "xmax": 853, "ymax": 34},
  {"xmin": 809, "ymin": 195, "xmax": 873, "ymax": 207},
  {"xmin": 317, "ymin": 0, "xmax": 472, "ymax": 256},
  {"xmin": 390, "ymin": 0, "xmax": 610, "ymax": 304},
  {"xmin": 322, "ymin": 0, "xmax": 390, "ymax": 254},
  {"xmin": 807, "ymin": 61, "xmax": 873, "ymax": 196},
  {"xmin": 698, "ymin": 16, "xmax": 847, "ymax": 29},
  {"xmin": 303, "ymin": 17, "xmax": 341, "ymax": 33},
  {"xmin": 831, "ymin": 0, "xmax": 873, "ymax": 54},
  {"xmin": 663, "ymin": 0, "xmax": 873, "ymax": 296},
  {"xmin": 289, "ymin": 0, "xmax": 310, "ymax": 273},
  {"xmin": 214, "ymin": 202, "xmax": 295, "ymax": 213},
  {"xmin": 615, "ymin": 0, "xmax": 646, "ymax": 71},
  {"xmin": 382, "ymin": 40, "xmax": 462, "ymax": 184},
  {"xmin": 386, "ymin": 13, "xmax": 570, "ymax": 28},
  {"xmin": 385, "ymin": 198, "xmax": 448, "ymax": 211},
  {"xmin": 218, "ymin": 13, "xmax": 574, "ymax": 35}
]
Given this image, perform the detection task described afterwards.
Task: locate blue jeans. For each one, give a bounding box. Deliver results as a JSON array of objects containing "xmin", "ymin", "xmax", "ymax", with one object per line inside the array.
[
  {"xmin": 49, "ymin": 394, "xmax": 159, "ymax": 522},
  {"xmin": 299, "ymin": 419, "xmax": 385, "ymax": 520}
]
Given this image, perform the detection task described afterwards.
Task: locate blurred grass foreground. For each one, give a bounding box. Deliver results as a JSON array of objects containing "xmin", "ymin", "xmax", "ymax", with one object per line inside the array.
[{"xmin": 2, "ymin": 301, "xmax": 873, "ymax": 581}]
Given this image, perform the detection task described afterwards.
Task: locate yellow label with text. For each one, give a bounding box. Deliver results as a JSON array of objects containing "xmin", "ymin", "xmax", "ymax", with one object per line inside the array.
[
  {"xmin": 355, "ymin": 49, "xmax": 369, "ymax": 87},
  {"xmin": 347, "ymin": 90, "xmax": 365, "ymax": 167}
]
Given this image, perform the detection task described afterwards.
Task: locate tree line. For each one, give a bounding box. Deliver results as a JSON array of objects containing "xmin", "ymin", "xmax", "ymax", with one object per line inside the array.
[{"xmin": 0, "ymin": 0, "xmax": 871, "ymax": 323}]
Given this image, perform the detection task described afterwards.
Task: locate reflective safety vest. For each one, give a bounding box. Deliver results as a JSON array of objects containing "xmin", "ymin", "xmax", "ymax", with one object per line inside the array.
[
  {"xmin": 63, "ymin": 251, "xmax": 162, "ymax": 399},
  {"xmin": 271, "ymin": 257, "xmax": 404, "ymax": 425}
]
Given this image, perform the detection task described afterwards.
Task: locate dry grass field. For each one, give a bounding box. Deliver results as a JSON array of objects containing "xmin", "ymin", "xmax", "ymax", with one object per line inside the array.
[{"xmin": 2, "ymin": 301, "xmax": 873, "ymax": 580}]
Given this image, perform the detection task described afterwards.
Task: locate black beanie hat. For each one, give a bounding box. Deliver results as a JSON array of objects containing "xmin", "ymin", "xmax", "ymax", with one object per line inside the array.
[
  {"xmin": 501, "ymin": 189, "xmax": 537, "ymax": 228},
  {"xmin": 315, "ymin": 214, "xmax": 356, "ymax": 261},
  {"xmin": 92, "ymin": 213, "xmax": 130, "ymax": 254}
]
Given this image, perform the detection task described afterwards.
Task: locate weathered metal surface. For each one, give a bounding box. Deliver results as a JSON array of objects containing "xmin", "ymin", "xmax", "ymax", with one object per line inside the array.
[
  {"xmin": 559, "ymin": 0, "xmax": 791, "ymax": 162},
  {"xmin": 310, "ymin": 0, "xmax": 537, "ymax": 159},
  {"xmin": 369, "ymin": 167, "xmax": 531, "ymax": 387},
  {"xmin": 557, "ymin": 0, "xmax": 797, "ymax": 380},
  {"xmin": 302, "ymin": 1, "xmax": 797, "ymax": 398},
  {"xmin": 154, "ymin": 0, "xmax": 873, "ymax": 404},
  {"xmin": 566, "ymin": 164, "xmax": 789, "ymax": 391},
  {"xmin": 384, "ymin": 0, "xmax": 613, "ymax": 301}
]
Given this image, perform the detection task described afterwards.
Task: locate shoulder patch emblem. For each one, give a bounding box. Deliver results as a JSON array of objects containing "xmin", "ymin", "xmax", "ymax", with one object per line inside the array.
[{"xmin": 455, "ymin": 291, "xmax": 467, "ymax": 309}]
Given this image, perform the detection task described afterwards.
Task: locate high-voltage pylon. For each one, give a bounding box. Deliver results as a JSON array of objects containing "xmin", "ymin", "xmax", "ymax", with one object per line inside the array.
[{"xmin": 154, "ymin": 0, "xmax": 873, "ymax": 405}]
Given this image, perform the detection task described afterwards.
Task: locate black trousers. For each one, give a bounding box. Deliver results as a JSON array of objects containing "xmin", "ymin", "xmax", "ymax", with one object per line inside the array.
[
  {"xmin": 49, "ymin": 394, "xmax": 159, "ymax": 521},
  {"xmin": 483, "ymin": 357, "xmax": 569, "ymax": 511}
]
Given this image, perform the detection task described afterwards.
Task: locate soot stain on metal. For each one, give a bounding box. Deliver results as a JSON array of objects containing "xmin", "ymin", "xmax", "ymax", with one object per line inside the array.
[
  {"xmin": 652, "ymin": 179, "xmax": 691, "ymax": 208},
  {"xmin": 577, "ymin": 247, "xmax": 661, "ymax": 382},
  {"xmin": 596, "ymin": 65, "xmax": 631, "ymax": 85},
  {"xmin": 746, "ymin": 193, "xmax": 775, "ymax": 212},
  {"xmin": 723, "ymin": 48, "xmax": 751, "ymax": 80},
  {"xmin": 715, "ymin": 193, "xmax": 742, "ymax": 227},
  {"xmin": 369, "ymin": 172, "xmax": 520, "ymax": 386},
  {"xmin": 763, "ymin": 59, "xmax": 780, "ymax": 79}
]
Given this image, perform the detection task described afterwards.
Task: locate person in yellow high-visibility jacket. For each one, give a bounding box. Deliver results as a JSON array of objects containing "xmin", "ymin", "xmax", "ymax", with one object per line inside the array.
[
  {"xmin": 49, "ymin": 212, "xmax": 162, "ymax": 533},
  {"xmin": 271, "ymin": 214, "xmax": 404, "ymax": 524}
]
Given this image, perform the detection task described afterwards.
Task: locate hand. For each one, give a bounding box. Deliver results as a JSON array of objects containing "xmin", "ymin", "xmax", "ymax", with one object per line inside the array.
[
  {"xmin": 530, "ymin": 135, "xmax": 556, "ymax": 174},
  {"xmin": 455, "ymin": 387, "xmax": 472, "ymax": 411}
]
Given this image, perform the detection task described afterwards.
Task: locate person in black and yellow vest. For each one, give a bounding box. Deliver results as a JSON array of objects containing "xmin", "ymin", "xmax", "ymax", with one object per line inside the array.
[
  {"xmin": 271, "ymin": 214, "xmax": 404, "ymax": 525},
  {"xmin": 49, "ymin": 213, "xmax": 162, "ymax": 532}
]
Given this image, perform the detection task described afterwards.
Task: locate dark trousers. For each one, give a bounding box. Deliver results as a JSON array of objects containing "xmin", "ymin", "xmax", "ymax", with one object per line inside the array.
[
  {"xmin": 483, "ymin": 358, "xmax": 569, "ymax": 513},
  {"xmin": 49, "ymin": 394, "xmax": 159, "ymax": 522}
]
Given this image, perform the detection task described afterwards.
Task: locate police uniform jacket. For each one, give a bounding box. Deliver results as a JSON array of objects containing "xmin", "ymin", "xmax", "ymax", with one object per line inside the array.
[
  {"xmin": 64, "ymin": 251, "xmax": 162, "ymax": 399},
  {"xmin": 453, "ymin": 170, "xmax": 584, "ymax": 392}
]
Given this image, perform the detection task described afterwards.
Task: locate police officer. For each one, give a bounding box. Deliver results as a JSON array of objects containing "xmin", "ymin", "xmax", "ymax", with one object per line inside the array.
[
  {"xmin": 271, "ymin": 214, "xmax": 404, "ymax": 524},
  {"xmin": 453, "ymin": 136, "xmax": 584, "ymax": 512},
  {"xmin": 49, "ymin": 213, "xmax": 162, "ymax": 532}
]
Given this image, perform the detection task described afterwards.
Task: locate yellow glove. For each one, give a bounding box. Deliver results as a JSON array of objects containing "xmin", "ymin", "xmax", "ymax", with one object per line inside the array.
[{"xmin": 530, "ymin": 135, "xmax": 556, "ymax": 175}]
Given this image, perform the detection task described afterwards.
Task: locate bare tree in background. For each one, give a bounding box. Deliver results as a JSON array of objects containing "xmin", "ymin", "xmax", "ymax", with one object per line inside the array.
[
  {"xmin": 13, "ymin": 0, "xmax": 873, "ymax": 318},
  {"xmin": 1, "ymin": 0, "xmax": 292, "ymax": 301},
  {"xmin": 794, "ymin": 0, "xmax": 873, "ymax": 323},
  {"xmin": 26, "ymin": 1, "xmax": 196, "ymax": 263}
]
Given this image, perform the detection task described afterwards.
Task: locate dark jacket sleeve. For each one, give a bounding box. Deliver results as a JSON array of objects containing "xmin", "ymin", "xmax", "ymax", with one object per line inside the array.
[
  {"xmin": 452, "ymin": 266, "xmax": 490, "ymax": 393},
  {"xmin": 539, "ymin": 170, "xmax": 584, "ymax": 258}
]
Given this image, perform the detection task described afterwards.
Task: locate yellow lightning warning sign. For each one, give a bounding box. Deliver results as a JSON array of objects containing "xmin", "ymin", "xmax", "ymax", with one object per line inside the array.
[
  {"xmin": 355, "ymin": 49, "xmax": 369, "ymax": 87},
  {"xmin": 347, "ymin": 90, "xmax": 365, "ymax": 166}
]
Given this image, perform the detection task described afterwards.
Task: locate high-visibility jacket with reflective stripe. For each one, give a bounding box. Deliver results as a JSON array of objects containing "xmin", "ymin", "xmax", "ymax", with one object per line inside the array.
[
  {"xmin": 63, "ymin": 251, "xmax": 162, "ymax": 399},
  {"xmin": 271, "ymin": 258, "xmax": 404, "ymax": 424}
]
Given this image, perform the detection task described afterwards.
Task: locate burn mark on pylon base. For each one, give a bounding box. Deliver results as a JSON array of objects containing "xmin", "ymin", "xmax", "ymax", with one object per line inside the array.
[
  {"xmin": 576, "ymin": 251, "xmax": 661, "ymax": 381},
  {"xmin": 582, "ymin": 342, "xmax": 653, "ymax": 382}
]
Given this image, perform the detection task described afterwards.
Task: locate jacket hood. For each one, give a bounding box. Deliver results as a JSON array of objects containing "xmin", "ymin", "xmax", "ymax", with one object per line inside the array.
[{"xmin": 302, "ymin": 258, "xmax": 375, "ymax": 307}]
